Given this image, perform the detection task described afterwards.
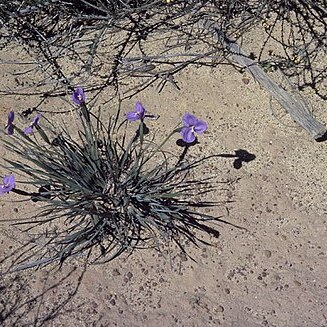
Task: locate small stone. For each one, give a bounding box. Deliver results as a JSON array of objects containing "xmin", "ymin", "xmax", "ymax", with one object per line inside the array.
[
  {"xmin": 242, "ymin": 77, "xmax": 250, "ymax": 85},
  {"xmin": 273, "ymin": 274, "xmax": 281, "ymax": 281},
  {"xmin": 180, "ymin": 253, "xmax": 188, "ymax": 262},
  {"xmin": 110, "ymin": 299, "xmax": 116, "ymax": 306},
  {"xmin": 112, "ymin": 268, "xmax": 121, "ymax": 276},
  {"xmin": 264, "ymin": 250, "xmax": 272, "ymax": 258},
  {"xmin": 217, "ymin": 305, "xmax": 224, "ymax": 312},
  {"xmin": 294, "ymin": 280, "xmax": 301, "ymax": 287},
  {"xmin": 126, "ymin": 271, "xmax": 133, "ymax": 280}
]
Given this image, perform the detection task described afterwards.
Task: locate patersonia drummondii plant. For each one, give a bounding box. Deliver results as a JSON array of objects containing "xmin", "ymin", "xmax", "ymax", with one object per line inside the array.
[{"xmin": 0, "ymin": 87, "xmax": 221, "ymax": 271}]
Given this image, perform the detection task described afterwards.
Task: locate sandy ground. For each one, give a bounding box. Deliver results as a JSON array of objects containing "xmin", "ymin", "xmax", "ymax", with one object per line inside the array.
[{"xmin": 0, "ymin": 30, "xmax": 327, "ymax": 327}]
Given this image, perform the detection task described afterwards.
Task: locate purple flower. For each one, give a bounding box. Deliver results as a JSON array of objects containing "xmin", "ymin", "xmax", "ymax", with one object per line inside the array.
[
  {"xmin": 24, "ymin": 113, "xmax": 41, "ymax": 135},
  {"xmin": 5, "ymin": 111, "xmax": 15, "ymax": 135},
  {"xmin": 126, "ymin": 102, "xmax": 146, "ymax": 121},
  {"xmin": 181, "ymin": 113, "xmax": 208, "ymax": 143},
  {"xmin": 0, "ymin": 174, "xmax": 15, "ymax": 196},
  {"xmin": 72, "ymin": 86, "xmax": 86, "ymax": 105}
]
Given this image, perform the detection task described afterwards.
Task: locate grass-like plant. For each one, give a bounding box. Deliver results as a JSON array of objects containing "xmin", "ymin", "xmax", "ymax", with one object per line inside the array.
[{"xmin": 0, "ymin": 87, "xmax": 221, "ymax": 271}]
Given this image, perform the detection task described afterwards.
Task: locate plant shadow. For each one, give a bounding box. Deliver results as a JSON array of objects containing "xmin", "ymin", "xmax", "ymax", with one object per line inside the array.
[
  {"xmin": 215, "ymin": 149, "xmax": 256, "ymax": 169},
  {"xmin": 0, "ymin": 255, "xmax": 87, "ymax": 326}
]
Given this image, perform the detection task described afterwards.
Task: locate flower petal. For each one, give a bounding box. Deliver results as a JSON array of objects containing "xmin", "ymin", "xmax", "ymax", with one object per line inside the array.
[
  {"xmin": 194, "ymin": 119, "xmax": 208, "ymax": 134},
  {"xmin": 0, "ymin": 187, "xmax": 8, "ymax": 195},
  {"xmin": 72, "ymin": 86, "xmax": 85, "ymax": 105},
  {"xmin": 7, "ymin": 111, "xmax": 14, "ymax": 125},
  {"xmin": 126, "ymin": 111, "xmax": 140, "ymax": 121},
  {"xmin": 32, "ymin": 113, "xmax": 41, "ymax": 126},
  {"xmin": 3, "ymin": 174, "xmax": 15, "ymax": 188},
  {"xmin": 0, "ymin": 186, "xmax": 13, "ymax": 194},
  {"xmin": 0, "ymin": 174, "xmax": 15, "ymax": 195},
  {"xmin": 135, "ymin": 102, "xmax": 146, "ymax": 119},
  {"xmin": 181, "ymin": 127, "xmax": 196, "ymax": 143},
  {"xmin": 7, "ymin": 124, "xmax": 14, "ymax": 135},
  {"xmin": 24, "ymin": 126, "xmax": 34, "ymax": 135},
  {"xmin": 182, "ymin": 112, "xmax": 198, "ymax": 128}
]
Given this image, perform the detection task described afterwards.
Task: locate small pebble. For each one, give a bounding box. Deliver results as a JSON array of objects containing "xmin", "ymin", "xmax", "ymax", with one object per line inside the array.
[
  {"xmin": 242, "ymin": 77, "xmax": 250, "ymax": 85},
  {"xmin": 217, "ymin": 305, "xmax": 224, "ymax": 312},
  {"xmin": 294, "ymin": 280, "xmax": 301, "ymax": 287},
  {"xmin": 112, "ymin": 268, "xmax": 121, "ymax": 276},
  {"xmin": 180, "ymin": 253, "xmax": 188, "ymax": 262}
]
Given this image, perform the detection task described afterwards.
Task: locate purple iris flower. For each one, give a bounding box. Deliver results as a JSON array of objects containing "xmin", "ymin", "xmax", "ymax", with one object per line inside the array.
[
  {"xmin": 24, "ymin": 113, "xmax": 41, "ymax": 135},
  {"xmin": 5, "ymin": 111, "xmax": 15, "ymax": 135},
  {"xmin": 72, "ymin": 86, "xmax": 86, "ymax": 105},
  {"xmin": 181, "ymin": 113, "xmax": 208, "ymax": 143},
  {"xmin": 126, "ymin": 102, "xmax": 146, "ymax": 121},
  {"xmin": 0, "ymin": 174, "xmax": 15, "ymax": 196}
]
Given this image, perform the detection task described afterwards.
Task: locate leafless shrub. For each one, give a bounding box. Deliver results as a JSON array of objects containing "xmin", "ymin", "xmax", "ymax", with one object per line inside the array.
[{"xmin": 0, "ymin": 1, "xmax": 325, "ymax": 103}]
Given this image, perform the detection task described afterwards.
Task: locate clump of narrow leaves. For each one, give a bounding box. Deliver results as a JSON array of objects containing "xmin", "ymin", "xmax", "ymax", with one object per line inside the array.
[{"xmin": 0, "ymin": 89, "xmax": 220, "ymax": 271}]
